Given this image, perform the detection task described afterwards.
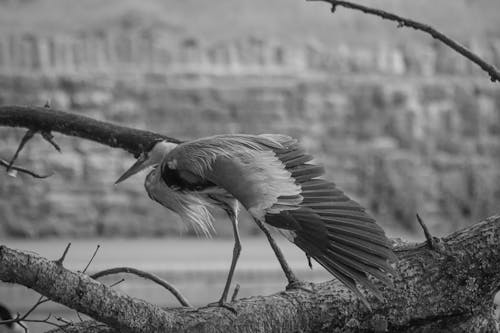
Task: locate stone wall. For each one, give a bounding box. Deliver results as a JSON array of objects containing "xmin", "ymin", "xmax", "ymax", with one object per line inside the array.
[
  {"xmin": 1, "ymin": 30, "xmax": 499, "ymax": 78},
  {"xmin": 1, "ymin": 69, "xmax": 499, "ymax": 238},
  {"xmin": 1, "ymin": 24, "xmax": 500, "ymax": 238}
]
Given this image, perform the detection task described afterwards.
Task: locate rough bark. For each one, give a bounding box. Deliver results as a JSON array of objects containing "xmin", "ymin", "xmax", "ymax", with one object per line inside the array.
[
  {"xmin": 1, "ymin": 216, "xmax": 499, "ymax": 333},
  {"xmin": 0, "ymin": 106, "xmax": 180, "ymax": 157}
]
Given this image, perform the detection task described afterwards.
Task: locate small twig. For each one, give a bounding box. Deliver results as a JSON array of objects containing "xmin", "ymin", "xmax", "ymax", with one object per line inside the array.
[
  {"xmin": 18, "ymin": 321, "xmax": 28, "ymax": 333},
  {"xmin": 0, "ymin": 158, "xmax": 52, "ymax": 178},
  {"xmin": 24, "ymin": 317, "xmax": 69, "ymax": 331},
  {"xmin": 81, "ymin": 245, "xmax": 100, "ymax": 274},
  {"xmin": 109, "ymin": 278, "xmax": 125, "ymax": 288},
  {"xmin": 416, "ymin": 214, "xmax": 436, "ymax": 250},
  {"xmin": 22, "ymin": 295, "xmax": 50, "ymax": 319},
  {"xmin": 73, "ymin": 244, "xmax": 101, "ymax": 321},
  {"xmin": 41, "ymin": 131, "xmax": 62, "ymax": 152},
  {"xmin": 309, "ymin": 0, "xmax": 500, "ymax": 82},
  {"xmin": 0, "ymin": 294, "xmax": 51, "ymax": 330},
  {"xmin": 6, "ymin": 129, "xmax": 36, "ymax": 171},
  {"xmin": 91, "ymin": 267, "xmax": 192, "ymax": 307},
  {"xmin": 231, "ymin": 284, "xmax": 240, "ymax": 302},
  {"xmin": 55, "ymin": 243, "xmax": 72, "ymax": 266},
  {"xmin": 14, "ymin": 311, "xmax": 72, "ymax": 332},
  {"xmin": 306, "ymin": 254, "xmax": 313, "ymax": 269},
  {"xmin": 40, "ymin": 313, "xmax": 53, "ymax": 323}
]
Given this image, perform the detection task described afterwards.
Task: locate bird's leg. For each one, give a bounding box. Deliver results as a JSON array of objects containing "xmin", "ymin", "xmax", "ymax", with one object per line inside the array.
[
  {"xmin": 218, "ymin": 208, "xmax": 242, "ymax": 305},
  {"xmin": 206, "ymin": 201, "xmax": 241, "ymax": 313},
  {"xmin": 252, "ymin": 217, "xmax": 299, "ymax": 285}
]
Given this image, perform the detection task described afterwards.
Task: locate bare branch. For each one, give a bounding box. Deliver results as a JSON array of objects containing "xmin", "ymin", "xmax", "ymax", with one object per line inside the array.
[
  {"xmin": 54, "ymin": 243, "xmax": 72, "ymax": 266},
  {"xmin": 0, "ymin": 245, "xmax": 175, "ymax": 332},
  {"xmin": 81, "ymin": 245, "xmax": 100, "ymax": 274},
  {"xmin": 91, "ymin": 267, "xmax": 192, "ymax": 307},
  {"xmin": 6, "ymin": 129, "xmax": 36, "ymax": 171},
  {"xmin": 0, "ymin": 158, "xmax": 52, "ymax": 178},
  {"xmin": 41, "ymin": 131, "xmax": 62, "ymax": 153},
  {"xmin": 416, "ymin": 213, "xmax": 436, "ymax": 249},
  {"xmin": 22, "ymin": 295, "xmax": 50, "ymax": 319},
  {"xmin": 0, "ymin": 106, "xmax": 181, "ymax": 157},
  {"xmin": 0, "ymin": 295, "xmax": 51, "ymax": 330},
  {"xmin": 108, "ymin": 278, "xmax": 125, "ymax": 288},
  {"xmin": 309, "ymin": 0, "xmax": 500, "ymax": 82}
]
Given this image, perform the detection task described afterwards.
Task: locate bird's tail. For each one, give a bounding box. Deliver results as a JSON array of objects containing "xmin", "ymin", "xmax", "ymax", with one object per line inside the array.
[{"xmin": 267, "ymin": 138, "xmax": 397, "ymax": 308}]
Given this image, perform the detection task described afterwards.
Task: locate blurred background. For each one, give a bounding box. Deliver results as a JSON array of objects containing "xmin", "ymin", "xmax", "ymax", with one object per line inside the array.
[{"xmin": 0, "ymin": 0, "xmax": 499, "ymax": 331}]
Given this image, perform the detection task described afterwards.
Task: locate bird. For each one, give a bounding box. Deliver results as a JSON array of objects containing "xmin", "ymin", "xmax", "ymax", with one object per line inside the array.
[
  {"xmin": 0, "ymin": 303, "xmax": 24, "ymax": 333},
  {"xmin": 115, "ymin": 134, "xmax": 397, "ymax": 309}
]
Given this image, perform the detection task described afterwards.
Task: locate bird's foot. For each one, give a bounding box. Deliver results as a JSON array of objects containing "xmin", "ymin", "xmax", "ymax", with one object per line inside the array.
[
  {"xmin": 285, "ymin": 280, "xmax": 314, "ymax": 293},
  {"xmin": 205, "ymin": 300, "xmax": 237, "ymax": 315}
]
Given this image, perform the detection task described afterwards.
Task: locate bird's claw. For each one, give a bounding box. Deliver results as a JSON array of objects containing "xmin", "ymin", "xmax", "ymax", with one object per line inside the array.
[
  {"xmin": 205, "ymin": 300, "xmax": 238, "ymax": 314},
  {"xmin": 286, "ymin": 280, "xmax": 314, "ymax": 293}
]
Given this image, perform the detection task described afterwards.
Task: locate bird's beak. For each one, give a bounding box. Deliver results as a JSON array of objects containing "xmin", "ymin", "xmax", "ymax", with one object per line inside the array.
[{"xmin": 115, "ymin": 153, "xmax": 150, "ymax": 184}]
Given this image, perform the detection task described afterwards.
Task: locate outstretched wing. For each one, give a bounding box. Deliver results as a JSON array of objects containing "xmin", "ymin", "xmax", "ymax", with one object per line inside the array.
[
  {"xmin": 163, "ymin": 134, "xmax": 303, "ymax": 218},
  {"xmin": 164, "ymin": 133, "xmax": 396, "ymax": 307},
  {"xmin": 267, "ymin": 139, "xmax": 397, "ymax": 308}
]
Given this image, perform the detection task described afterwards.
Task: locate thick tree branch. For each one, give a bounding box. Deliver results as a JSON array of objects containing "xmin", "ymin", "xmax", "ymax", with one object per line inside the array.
[
  {"xmin": 2, "ymin": 216, "xmax": 499, "ymax": 333},
  {"xmin": 0, "ymin": 245, "xmax": 179, "ymax": 333},
  {"xmin": 310, "ymin": 0, "xmax": 500, "ymax": 83},
  {"xmin": 0, "ymin": 106, "xmax": 181, "ymax": 157}
]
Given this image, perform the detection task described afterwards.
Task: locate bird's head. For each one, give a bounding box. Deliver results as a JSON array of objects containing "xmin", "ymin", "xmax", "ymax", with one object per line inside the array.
[{"xmin": 115, "ymin": 140, "xmax": 177, "ymax": 184}]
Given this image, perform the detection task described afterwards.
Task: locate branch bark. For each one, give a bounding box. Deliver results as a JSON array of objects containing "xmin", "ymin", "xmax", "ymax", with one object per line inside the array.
[
  {"xmin": 1, "ymin": 216, "xmax": 499, "ymax": 333},
  {"xmin": 0, "ymin": 105, "xmax": 180, "ymax": 157}
]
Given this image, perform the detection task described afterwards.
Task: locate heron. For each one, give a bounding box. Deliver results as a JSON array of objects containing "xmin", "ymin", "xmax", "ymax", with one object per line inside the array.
[{"xmin": 116, "ymin": 134, "xmax": 396, "ymax": 309}]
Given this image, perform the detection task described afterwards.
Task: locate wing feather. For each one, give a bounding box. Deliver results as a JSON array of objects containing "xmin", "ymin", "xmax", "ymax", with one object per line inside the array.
[
  {"xmin": 160, "ymin": 133, "xmax": 397, "ymax": 306},
  {"xmin": 165, "ymin": 134, "xmax": 302, "ymax": 217},
  {"xmin": 145, "ymin": 168, "xmax": 215, "ymax": 237}
]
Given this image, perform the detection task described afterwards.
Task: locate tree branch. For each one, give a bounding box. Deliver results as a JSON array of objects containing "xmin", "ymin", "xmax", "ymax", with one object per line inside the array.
[
  {"xmin": 91, "ymin": 267, "xmax": 192, "ymax": 307},
  {"xmin": 0, "ymin": 106, "xmax": 181, "ymax": 157},
  {"xmin": 309, "ymin": 0, "xmax": 500, "ymax": 83},
  {"xmin": 2, "ymin": 215, "xmax": 499, "ymax": 333},
  {"xmin": 0, "ymin": 158, "xmax": 52, "ymax": 178},
  {"xmin": 0, "ymin": 245, "xmax": 178, "ymax": 333}
]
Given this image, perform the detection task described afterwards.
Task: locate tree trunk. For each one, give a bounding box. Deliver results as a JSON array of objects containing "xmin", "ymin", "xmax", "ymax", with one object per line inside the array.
[{"xmin": 1, "ymin": 216, "xmax": 499, "ymax": 333}]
